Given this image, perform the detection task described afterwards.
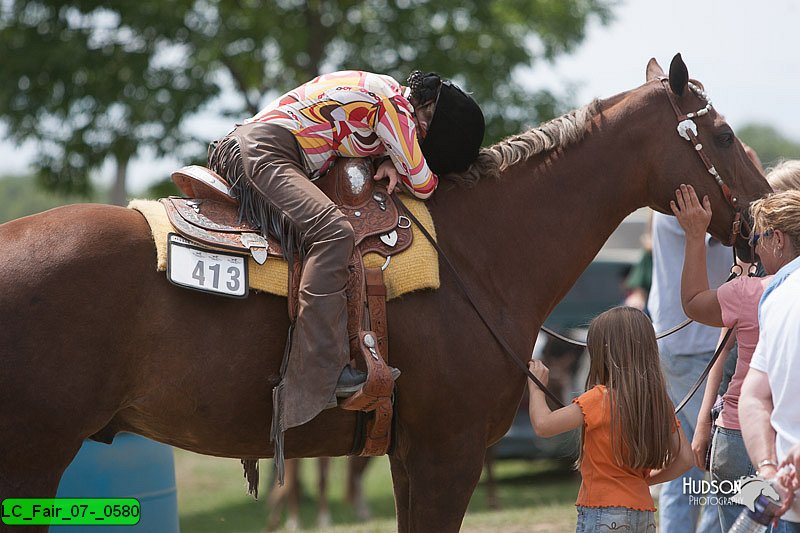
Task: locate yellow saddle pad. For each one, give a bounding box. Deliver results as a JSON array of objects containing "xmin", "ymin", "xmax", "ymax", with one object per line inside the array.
[{"xmin": 129, "ymin": 197, "xmax": 439, "ymax": 300}]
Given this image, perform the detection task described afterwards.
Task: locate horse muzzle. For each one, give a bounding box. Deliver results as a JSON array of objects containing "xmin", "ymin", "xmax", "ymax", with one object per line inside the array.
[{"xmin": 731, "ymin": 209, "xmax": 757, "ymax": 263}]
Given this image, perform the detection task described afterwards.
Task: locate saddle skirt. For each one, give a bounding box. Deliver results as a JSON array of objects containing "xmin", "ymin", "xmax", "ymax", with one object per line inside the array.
[
  {"xmin": 161, "ymin": 165, "xmax": 413, "ymax": 265},
  {"xmin": 129, "ymin": 162, "xmax": 439, "ymax": 300}
]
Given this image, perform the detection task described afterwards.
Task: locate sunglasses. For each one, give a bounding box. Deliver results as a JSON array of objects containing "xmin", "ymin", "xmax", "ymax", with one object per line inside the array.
[{"xmin": 749, "ymin": 229, "xmax": 774, "ymax": 247}]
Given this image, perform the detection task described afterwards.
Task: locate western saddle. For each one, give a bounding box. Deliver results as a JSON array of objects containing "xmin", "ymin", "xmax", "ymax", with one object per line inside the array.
[{"xmin": 163, "ymin": 158, "xmax": 410, "ymax": 456}]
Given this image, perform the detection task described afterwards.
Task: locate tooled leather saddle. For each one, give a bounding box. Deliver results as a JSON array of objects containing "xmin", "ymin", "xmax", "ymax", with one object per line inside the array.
[{"xmin": 162, "ymin": 158, "xmax": 410, "ymax": 456}]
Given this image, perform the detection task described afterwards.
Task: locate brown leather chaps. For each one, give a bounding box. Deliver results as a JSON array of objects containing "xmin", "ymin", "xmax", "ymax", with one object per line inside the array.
[{"xmin": 208, "ymin": 122, "xmax": 354, "ymax": 434}]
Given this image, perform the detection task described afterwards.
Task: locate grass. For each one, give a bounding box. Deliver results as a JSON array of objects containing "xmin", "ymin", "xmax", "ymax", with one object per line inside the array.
[{"xmin": 175, "ymin": 450, "xmax": 580, "ymax": 532}]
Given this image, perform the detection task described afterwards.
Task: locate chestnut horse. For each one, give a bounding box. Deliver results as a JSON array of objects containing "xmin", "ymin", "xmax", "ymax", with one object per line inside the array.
[{"xmin": 0, "ymin": 55, "xmax": 769, "ymax": 532}]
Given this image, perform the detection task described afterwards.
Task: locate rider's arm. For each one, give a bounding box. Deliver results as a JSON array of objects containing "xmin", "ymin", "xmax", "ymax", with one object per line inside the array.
[{"xmin": 374, "ymin": 95, "xmax": 438, "ymax": 199}]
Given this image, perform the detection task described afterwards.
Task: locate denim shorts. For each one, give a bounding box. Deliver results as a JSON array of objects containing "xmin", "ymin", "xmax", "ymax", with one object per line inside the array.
[{"xmin": 576, "ymin": 506, "xmax": 656, "ymax": 532}]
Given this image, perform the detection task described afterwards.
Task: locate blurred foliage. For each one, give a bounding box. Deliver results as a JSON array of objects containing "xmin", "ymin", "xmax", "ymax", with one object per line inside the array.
[
  {"xmin": 174, "ymin": 452, "xmax": 579, "ymax": 533},
  {"xmin": 194, "ymin": 0, "xmax": 614, "ymax": 144},
  {"xmin": 0, "ymin": 0, "xmax": 613, "ymax": 200},
  {"xmin": 144, "ymin": 177, "xmax": 181, "ymax": 199},
  {"xmin": 0, "ymin": 1, "xmax": 218, "ymax": 203},
  {"xmin": 737, "ymin": 123, "xmax": 800, "ymax": 170},
  {"xmin": 0, "ymin": 174, "xmax": 97, "ymax": 223}
]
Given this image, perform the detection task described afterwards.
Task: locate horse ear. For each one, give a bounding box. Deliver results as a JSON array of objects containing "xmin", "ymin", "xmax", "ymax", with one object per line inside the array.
[
  {"xmin": 669, "ymin": 53, "xmax": 689, "ymax": 96},
  {"xmin": 646, "ymin": 58, "xmax": 664, "ymax": 81}
]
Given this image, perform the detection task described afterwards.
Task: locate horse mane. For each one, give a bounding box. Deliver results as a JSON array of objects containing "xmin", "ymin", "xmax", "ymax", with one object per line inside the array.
[{"xmin": 447, "ymin": 99, "xmax": 602, "ymax": 186}]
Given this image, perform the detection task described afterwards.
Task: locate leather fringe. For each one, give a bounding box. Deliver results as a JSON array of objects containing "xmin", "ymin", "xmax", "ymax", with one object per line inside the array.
[
  {"xmin": 270, "ymin": 381, "xmax": 286, "ymax": 486},
  {"xmin": 208, "ymin": 132, "xmax": 305, "ymax": 490},
  {"xmin": 207, "ymin": 133, "xmax": 304, "ymax": 262},
  {"xmin": 240, "ymin": 459, "xmax": 259, "ymax": 498},
  {"xmin": 269, "ymin": 323, "xmax": 295, "ymax": 486}
]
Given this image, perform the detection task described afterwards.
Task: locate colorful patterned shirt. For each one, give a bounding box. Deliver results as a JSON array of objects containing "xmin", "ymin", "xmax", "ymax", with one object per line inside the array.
[{"xmin": 247, "ymin": 70, "xmax": 437, "ymax": 199}]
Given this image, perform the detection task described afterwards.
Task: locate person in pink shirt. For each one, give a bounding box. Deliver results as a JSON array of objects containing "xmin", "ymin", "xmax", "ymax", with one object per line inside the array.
[{"xmin": 670, "ymin": 161, "xmax": 800, "ymax": 530}]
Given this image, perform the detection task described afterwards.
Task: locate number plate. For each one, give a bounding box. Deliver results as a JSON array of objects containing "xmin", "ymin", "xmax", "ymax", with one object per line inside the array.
[{"xmin": 167, "ymin": 234, "xmax": 248, "ymax": 298}]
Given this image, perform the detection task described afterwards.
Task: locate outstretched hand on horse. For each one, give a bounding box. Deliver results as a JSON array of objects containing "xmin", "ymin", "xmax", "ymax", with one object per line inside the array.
[{"xmin": 670, "ymin": 184, "xmax": 712, "ymax": 241}]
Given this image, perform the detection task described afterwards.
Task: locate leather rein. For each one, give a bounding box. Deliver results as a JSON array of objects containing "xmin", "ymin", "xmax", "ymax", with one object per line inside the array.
[
  {"xmin": 660, "ymin": 77, "xmax": 753, "ymax": 244},
  {"xmin": 393, "ymin": 78, "xmax": 752, "ymax": 412}
]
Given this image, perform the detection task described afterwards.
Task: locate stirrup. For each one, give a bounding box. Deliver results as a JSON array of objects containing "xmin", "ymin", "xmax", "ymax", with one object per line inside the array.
[
  {"xmin": 335, "ymin": 364, "xmax": 368, "ymax": 395},
  {"xmin": 337, "ymin": 367, "xmax": 400, "ymax": 398},
  {"xmin": 327, "ymin": 367, "xmax": 401, "ymax": 408}
]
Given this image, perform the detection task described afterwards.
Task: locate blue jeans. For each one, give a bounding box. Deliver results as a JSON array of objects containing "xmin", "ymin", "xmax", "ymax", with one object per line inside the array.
[
  {"xmin": 710, "ymin": 428, "xmax": 798, "ymax": 533},
  {"xmin": 576, "ymin": 506, "xmax": 656, "ymax": 532},
  {"xmin": 710, "ymin": 426, "xmax": 755, "ymax": 531},
  {"xmin": 659, "ymin": 350, "xmax": 722, "ymax": 533},
  {"xmin": 772, "ymin": 521, "xmax": 800, "ymax": 532}
]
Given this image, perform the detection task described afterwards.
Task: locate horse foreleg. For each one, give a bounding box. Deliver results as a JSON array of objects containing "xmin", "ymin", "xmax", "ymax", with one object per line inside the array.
[
  {"xmin": 389, "ymin": 456, "xmax": 411, "ymax": 533},
  {"xmin": 403, "ymin": 441, "xmax": 486, "ymax": 533},
  {"xmin": 316, "ymin": 457, "xmax": 331, "ymax": 529},
  {"xmin": 346, "ymin": 456, "xmax": 372, "ymax": 521},
  {"xmin": 0, "ymin": 474, "xmax": 62, "ymax": 533},
  {"xmin": 0, "ymin": 439, "xmax": 82, "ymax": 533}
]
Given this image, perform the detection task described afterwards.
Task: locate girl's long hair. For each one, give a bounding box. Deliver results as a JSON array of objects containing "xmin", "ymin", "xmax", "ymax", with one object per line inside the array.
[{"xmin": 577, "ymin": 306, "xmax": 677, "ymax": 470}]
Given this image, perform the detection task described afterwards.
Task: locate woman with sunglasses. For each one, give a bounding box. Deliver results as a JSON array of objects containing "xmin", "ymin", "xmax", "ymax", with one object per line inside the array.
[
  {"xmin": 739, "ymin": 187, "xmax": 800, "ymax": 531},
  {"xmin": 670, "ymin": 161, "xmax": 800, "ymax": 531},
  {"xmin": 206, "ymin": 70, "xmax": 484, "ymax": 441}
]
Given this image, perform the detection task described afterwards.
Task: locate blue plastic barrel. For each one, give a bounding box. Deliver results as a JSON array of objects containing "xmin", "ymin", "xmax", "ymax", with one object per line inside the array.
[{"xmin": 51, "ymin": 433, "xmax": 179, "ymax": 532}]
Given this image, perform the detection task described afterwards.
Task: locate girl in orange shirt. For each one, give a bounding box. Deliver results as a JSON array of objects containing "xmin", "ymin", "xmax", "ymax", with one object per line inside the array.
[{"xmin": 528, "ymin": 306, "xmax": 694, "ymax": 532}]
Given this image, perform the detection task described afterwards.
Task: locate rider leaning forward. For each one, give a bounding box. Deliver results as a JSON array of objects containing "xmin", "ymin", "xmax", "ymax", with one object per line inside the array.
[{"xmin": 207, "ymin": 70, "xmax": 485, "ymax": 440}]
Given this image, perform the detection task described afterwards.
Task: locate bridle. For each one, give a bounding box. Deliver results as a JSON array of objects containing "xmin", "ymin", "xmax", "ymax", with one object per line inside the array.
[
  {"xmin": 658, "ymin": 77, "xmax": 752, "ymax": 247},
  {"xmin": 542, "ymin": 78, "xmax": 754, "ymax": 349}
]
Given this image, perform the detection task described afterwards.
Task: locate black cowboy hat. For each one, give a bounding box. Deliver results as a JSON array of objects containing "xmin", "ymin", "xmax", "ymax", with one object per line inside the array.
[{"xmin": 420, "ymin": 80, "xmax": 485, "ymax": 175}]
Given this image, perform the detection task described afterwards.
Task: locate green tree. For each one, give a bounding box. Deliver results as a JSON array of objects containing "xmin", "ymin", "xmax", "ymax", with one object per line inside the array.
[
  {"xmin": 0, "ymin": 174, "xmax": 97, "ymax": 223},
  {"xmin": 1, "ymin": 0, "xmax": 613, "ymax": 202},
  {"xmin": 737, "ymin": 123, "xmax": 800, "ymax": 169},
  {"xmin": 0, "ymin": 1, "xmax": 218, "ymax": 204}
]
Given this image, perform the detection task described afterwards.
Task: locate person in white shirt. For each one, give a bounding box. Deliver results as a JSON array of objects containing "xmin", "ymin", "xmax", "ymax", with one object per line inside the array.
[{"xmin": 740, "ymin": 189, "xmax": 800, "ymax": 529}]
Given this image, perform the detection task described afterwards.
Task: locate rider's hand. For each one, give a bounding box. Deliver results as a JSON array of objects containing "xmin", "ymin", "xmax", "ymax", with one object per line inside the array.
[
  {"xmin": 373, "ymin": 159, "xmax": 401, "ymax": 195},
  {"xmin": 670, "ymin": 184, "xmax": 712, "ymax": 241}
]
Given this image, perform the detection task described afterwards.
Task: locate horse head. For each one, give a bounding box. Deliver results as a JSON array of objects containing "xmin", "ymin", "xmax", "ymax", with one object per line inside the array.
[{"xmin": 641, "ymin": 53, "xmax": 771, "ymax": 260}]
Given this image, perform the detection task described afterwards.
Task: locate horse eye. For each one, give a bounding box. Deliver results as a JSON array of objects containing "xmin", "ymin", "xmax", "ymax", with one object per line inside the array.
[{"xmin": 716, "ymin": 132, "xmax": 734, "ymax": 146}]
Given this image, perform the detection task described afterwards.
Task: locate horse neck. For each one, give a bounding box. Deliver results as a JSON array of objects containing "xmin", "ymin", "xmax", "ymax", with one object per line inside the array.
[{"xmin": 431, "ymin": 94, "xmax": 647, "ymax": 345}]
